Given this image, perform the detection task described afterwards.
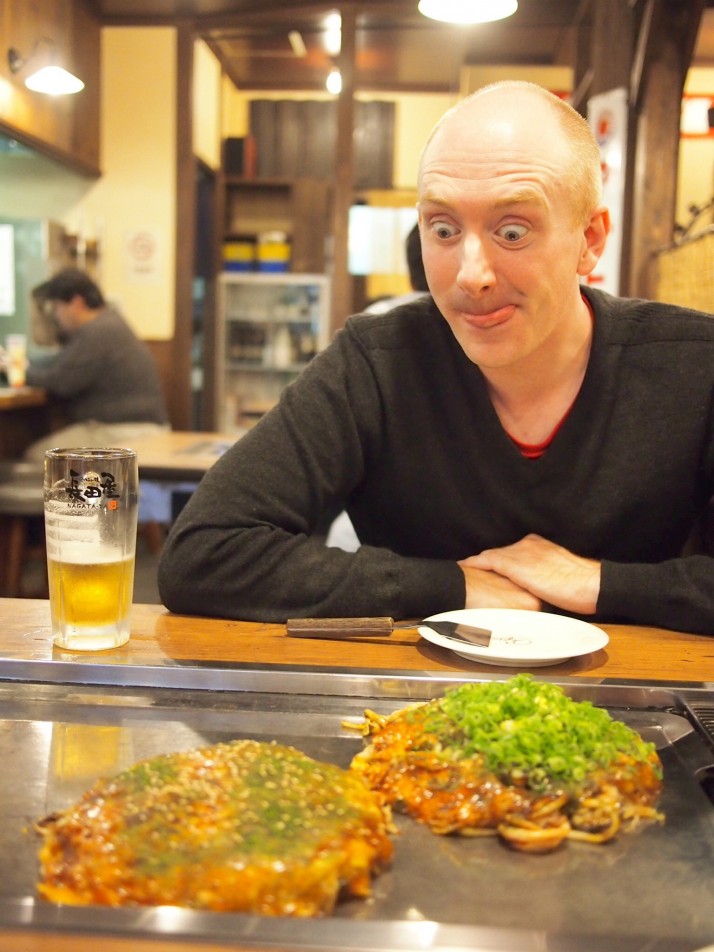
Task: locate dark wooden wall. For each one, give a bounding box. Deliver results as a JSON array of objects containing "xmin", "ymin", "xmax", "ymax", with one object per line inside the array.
[
  {"xmin": 145, "ymin": 340, "xmax": 175, "ymax": 420},
  {"xmin": 249, "ymin": 99, "xmax": 394, "ymax": 189}
]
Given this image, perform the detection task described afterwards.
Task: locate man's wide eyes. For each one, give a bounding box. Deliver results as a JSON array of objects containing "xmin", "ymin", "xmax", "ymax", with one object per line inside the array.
[
  {"xmin": 497, "ymin": 223, "xmax": 528, "ymax": 241},
  {"xmin": 431, "ymin": 221, "xmax": 458, "ymax": 239}
]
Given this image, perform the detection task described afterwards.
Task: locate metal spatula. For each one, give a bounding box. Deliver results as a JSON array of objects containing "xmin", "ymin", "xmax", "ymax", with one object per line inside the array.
[{"xmin": 286, "ymin": 617, "xmax": 492, "ymax": 646}]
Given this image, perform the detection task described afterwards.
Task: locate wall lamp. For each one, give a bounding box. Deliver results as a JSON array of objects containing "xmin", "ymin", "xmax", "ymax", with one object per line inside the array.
[
  {"xmin": 7, "ymin": 40, "xmax": 84, "ymax": 96},
  {"xmin": 418, "ymin": 0, "xmax": 517, "ymax": 24}
]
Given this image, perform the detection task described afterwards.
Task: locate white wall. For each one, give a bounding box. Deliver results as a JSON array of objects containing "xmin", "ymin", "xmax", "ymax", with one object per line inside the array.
[
  {"xmin": 64, "ymin": 27, "xmax": 177, "ymax": 341},
  {"xmin": 391, "ymin": 93, "xmax": 457, "ymax": 188},
  {"xmin": 193, "ymin": 39, "xmax": 222, "ymax": 170},
  {"xmin": 459, "ymin": 64, "xmax": 573, "ymax": 97}
]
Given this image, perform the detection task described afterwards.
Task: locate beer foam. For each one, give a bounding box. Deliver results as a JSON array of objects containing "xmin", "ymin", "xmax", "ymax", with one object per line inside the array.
[{"xmin": 46, "ymin": 542, "xmax": 128, "ymax": 565}]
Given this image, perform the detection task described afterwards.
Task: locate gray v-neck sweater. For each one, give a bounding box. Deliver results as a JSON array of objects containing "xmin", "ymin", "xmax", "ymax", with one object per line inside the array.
[{"xmin": 159, "ymin": 287, "xmax": 714, "ymax": 634}]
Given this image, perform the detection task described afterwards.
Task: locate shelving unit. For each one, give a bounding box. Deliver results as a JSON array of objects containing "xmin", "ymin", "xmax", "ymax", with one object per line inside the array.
[
  {"xmin": 212, "ymin": 168, "xmax": 334, "ymax": 430},
  {"xmin": 216, "ymin": 272, "xmax": 331, "ymax": 430},
  {"xmin": 222, "ymin": 177, "xmax": 332, "ymax": 275}
]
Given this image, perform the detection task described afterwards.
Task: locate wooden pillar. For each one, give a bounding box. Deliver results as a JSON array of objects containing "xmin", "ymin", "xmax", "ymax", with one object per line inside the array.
[
  {"xmin": 172, "ymin": 20, "xmax": 196, "ymax": 430},
  {"xmin": 627, "ymin": 0, "xmax": 705, "ymax": 298},
  {"xmin": 330, "ymin": 7, "xmax": 356, "ymax": 335}
]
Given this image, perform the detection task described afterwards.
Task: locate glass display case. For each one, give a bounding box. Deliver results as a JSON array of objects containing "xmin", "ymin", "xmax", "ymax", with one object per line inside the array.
[{"xmin": 216, "ymin": 272, "xmax": 331, "ymax": 430}]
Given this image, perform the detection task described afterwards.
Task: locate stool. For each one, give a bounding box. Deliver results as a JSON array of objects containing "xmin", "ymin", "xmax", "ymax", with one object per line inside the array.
[{"xmin": 0, "ymin": 461, "xmax": 47, "ymax": 598}]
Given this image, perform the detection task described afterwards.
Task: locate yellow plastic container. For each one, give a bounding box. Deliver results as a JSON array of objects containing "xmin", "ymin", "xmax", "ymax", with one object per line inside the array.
[
  {"xmin": 257, "ymin": 231, "xmax": 290, "ymax": 272},
  {"xmin": 223, "ymin": 239, "xmax": 256, "ymax": 272}
]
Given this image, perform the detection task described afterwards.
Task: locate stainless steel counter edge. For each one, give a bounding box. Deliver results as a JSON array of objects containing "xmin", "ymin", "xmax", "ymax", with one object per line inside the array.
[
  {"xmin": 0, "ymin": 654, "xmax": 712, "ymax": 709},
  {"xmin": 0, "ymin": 897, "xmax": 702, "ymax": 951}
]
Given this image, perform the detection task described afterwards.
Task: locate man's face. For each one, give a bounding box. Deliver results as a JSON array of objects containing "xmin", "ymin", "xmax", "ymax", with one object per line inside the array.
[
  {"xmin": 52, "ymin": 296, "xmax": 82, "ymax": 335},
  {"xmin": 417, "ymin": 96, "xmax": 601, "ymax": 374}
]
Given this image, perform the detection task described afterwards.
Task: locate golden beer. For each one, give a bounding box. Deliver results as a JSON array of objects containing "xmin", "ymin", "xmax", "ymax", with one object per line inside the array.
[
  {"xmin": 47, "ymin": 554, "xmax": 135, "ymax": 650},
  {"xmin": 45, "ymin": 448, "xmax": 138, "ymax": 651}
]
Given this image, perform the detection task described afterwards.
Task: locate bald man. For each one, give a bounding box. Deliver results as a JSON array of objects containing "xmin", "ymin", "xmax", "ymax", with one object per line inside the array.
[{"xmin": 159, "ymin": 82, "xmax": 714, "ymax": 634}]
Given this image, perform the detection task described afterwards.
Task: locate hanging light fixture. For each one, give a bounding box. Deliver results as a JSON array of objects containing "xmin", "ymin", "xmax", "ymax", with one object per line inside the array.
[
  {"xmin": 7, "ymin": 40, "xmax": 84, "ymax": 96},
  {"xmin": 418, "ymin": 0, "xmax": 518, "ymax": 25}
]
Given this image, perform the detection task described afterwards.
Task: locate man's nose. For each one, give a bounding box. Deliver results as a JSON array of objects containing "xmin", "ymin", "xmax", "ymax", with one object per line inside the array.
[{"xmin": 457, "ymin": 234, "xmax": 495, "ymax": 290}]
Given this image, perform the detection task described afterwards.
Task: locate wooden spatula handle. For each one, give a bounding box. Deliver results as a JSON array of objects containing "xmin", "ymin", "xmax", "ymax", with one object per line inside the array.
[{"xmin": 286, "ymin": 617, "xmax": 394, "ymax": 637}]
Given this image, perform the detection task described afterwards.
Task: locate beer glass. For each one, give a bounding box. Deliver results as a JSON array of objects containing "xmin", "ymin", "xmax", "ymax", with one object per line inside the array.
[
  {"xmin": 44, "ymin": 448, "xmax": 138, "ymax": 650},
  {"xmin": 5, "ymin": 333, "xmax": 27, "ymax": 387}
]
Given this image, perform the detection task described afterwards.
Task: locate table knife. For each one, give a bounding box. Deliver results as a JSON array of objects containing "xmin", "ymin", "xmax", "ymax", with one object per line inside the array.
[{"xmin": 286, "ymin": 617, "xmax": 492, "ymax": 647}]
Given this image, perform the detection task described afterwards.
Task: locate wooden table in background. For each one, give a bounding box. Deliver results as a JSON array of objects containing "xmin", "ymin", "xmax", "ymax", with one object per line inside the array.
[
  {"xmin": 0, "ymin": 387, "xmax": 46, "ymax": 411},
  {"xmin": 130, "ymin": 430, "xmax": 245, "ymax": 481},
  {"xmin": 0, "ymin": 387, "xmax": 49, "ymax": 459}
]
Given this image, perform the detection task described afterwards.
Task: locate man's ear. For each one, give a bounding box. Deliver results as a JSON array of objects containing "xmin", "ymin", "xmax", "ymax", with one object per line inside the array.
[{"xmin": 577, "ymin": 207, "xmax": 611, "ymax": 277}]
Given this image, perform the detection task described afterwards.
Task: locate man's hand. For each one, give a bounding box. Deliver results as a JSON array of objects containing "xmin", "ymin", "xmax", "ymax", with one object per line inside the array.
[
  {"xmin": 459, "ymin": 534, "xmax": 601, "ymax": 615},
  {"xmin": 459, "ymin": 564, "xmax": 542, "ymax": 611}
]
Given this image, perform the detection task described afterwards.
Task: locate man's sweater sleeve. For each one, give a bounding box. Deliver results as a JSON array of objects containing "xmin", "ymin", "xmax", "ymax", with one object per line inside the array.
[
  {"xmin": 598, "ymin": 556, "xmax": 714, "ymax": 635},
  {"xmin": 157, "ymin": 331, "xmax": 466, "ymax": 622},
  {"xmin": 26, "ymin": 332, "xmax": 103, "ymax": 397}
]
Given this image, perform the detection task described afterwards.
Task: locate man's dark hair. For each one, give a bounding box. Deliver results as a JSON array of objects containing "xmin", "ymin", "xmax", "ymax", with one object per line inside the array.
[
  {"xmin": 406, "ymin": 224, "xmax": 428, "ymax": 291},
  {"xmin": 33, "ymin": 268, "xmax": 105, "ymax": 309}
]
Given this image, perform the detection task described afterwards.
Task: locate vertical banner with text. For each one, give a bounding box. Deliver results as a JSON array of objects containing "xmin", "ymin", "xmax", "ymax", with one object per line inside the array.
[{"xmin": 587, "ymin": 87, "xmax": 628, "ymax": 296}]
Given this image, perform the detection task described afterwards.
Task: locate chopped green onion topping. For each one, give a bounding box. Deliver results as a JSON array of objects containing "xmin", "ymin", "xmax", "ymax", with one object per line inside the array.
[{"xmin": 426, "ymin": 674, "xmax": 659, "ymax": 791}]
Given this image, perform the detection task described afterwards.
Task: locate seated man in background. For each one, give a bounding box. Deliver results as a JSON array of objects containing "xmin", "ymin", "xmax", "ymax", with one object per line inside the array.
[
  {"xmin": 159, "ymin": 81, "xmax": 714, "ymax": 634},
  {"xmin": 19, "ymin": 268, "xmax": 169, "ymax": 460}
]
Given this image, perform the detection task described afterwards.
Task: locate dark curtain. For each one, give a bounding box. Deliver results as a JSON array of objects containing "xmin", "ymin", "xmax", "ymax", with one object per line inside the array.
[{"xmin": 249, "ymin": 99, "xmax": 394, "ymax": 189}]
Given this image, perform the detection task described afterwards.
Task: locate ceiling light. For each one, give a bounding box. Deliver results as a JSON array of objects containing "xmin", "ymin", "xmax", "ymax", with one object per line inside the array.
[
  {"xmin": 324, "ymin": 12, "xmax": 342, "ymax": 56},
  {"xmin": 326, "ymin": 68, "xmax": 342, "ymax": 95},
  {"xmin": 417, "ymin": 0, "xmax": 518, "ymax": 24},
  {"xmin": 7, "ymin": 41, "xmax": 84, "ymax": 96}
]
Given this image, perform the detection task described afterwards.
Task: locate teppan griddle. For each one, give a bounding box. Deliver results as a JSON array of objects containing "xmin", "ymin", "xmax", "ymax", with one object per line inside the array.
[{"xmin": 0, "ymin": 660, "xmax": 712, "ymax": 952}]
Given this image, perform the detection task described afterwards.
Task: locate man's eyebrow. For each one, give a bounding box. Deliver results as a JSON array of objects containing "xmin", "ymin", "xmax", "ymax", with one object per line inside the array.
[
  {"xmin": 492, "ymin": 187, "xmax": 546, "ymax": 210},
  {"xmin": 417, "ymin": 190, "xmax": 456, "ymax": 210},
  {"xmin": 418, "ymin": 186, "xmax": 546, "ymax": 211}
]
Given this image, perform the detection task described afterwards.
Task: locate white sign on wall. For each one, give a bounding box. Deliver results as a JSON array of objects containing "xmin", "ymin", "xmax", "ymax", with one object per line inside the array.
[
  {"xmin": 587, "ymin": 87, "xmax": 628, "ymax": 296},
  {"xmin": 124, "ymin": 228, "xmax": 162, "ymax": 284}
]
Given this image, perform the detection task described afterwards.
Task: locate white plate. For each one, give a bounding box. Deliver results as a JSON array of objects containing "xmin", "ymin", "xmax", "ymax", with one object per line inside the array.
[{"xmin": 418, "ymin": 609, "xmax": 609, "ymax": 666}]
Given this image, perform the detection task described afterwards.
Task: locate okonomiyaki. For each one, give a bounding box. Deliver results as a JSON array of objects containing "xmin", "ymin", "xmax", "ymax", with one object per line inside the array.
[
  {"xmin": 36, "ymin": 738, "xmax": 393, "ymax": 915},
  {"xmin": 349, "ymin": 674, "xmax": 663, "ymax": 852}
]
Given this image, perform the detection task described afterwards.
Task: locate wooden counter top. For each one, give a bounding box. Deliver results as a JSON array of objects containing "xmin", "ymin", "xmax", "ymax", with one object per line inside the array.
[
  {"xmin": 1, "ymin": 933, "xmax": 258, "ymax": 952},
  {"xmin": 0, "ymin": 387, "xmax": 46, "ymax": 410},
  {"xmin": 1, "ymin": 598, "xmax": 712, "ymax": 684}
]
